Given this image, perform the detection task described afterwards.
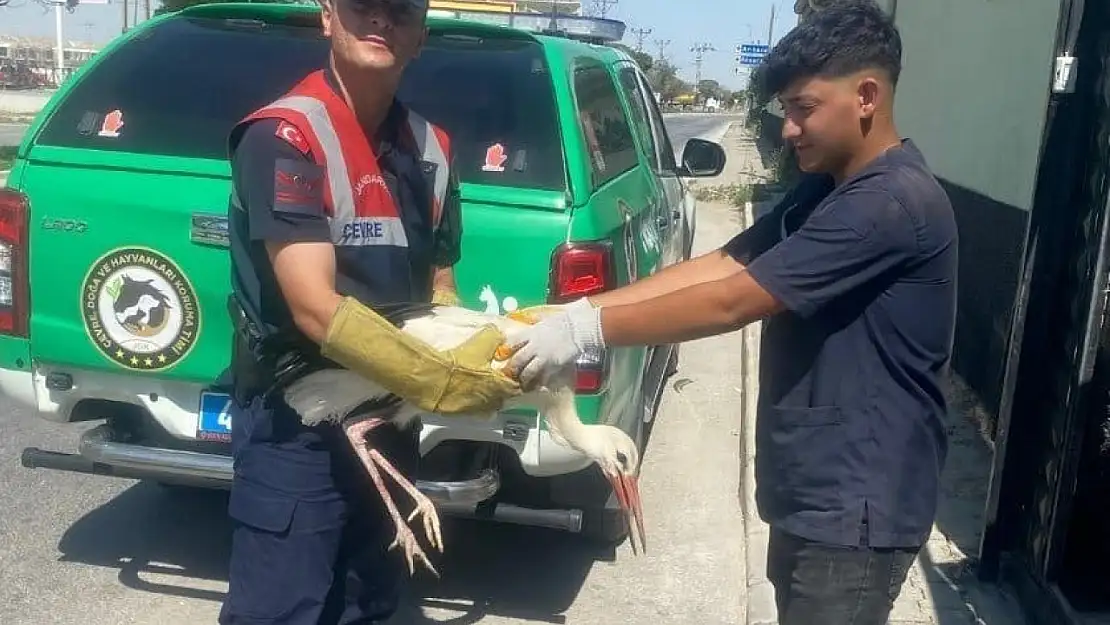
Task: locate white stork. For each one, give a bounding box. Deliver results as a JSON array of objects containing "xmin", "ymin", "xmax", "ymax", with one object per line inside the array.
[{"xmin": 281, "ymin": 303, "xmax": 646, "ymax": 576}]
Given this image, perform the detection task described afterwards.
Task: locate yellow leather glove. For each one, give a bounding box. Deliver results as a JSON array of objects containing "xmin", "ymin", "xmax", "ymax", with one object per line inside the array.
[
  {"xmin": 321, "ymin": 297, "xmax": 522, "ymax": 415},
  {"xmin": 431, "ymin": 289, "xmax": 460, "ymax": 307}
]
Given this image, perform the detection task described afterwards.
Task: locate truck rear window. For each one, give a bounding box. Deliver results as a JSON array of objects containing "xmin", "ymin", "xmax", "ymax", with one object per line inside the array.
[{"xmin": 34, "ymin": 15, "xmax": 566, "ymax": 191}]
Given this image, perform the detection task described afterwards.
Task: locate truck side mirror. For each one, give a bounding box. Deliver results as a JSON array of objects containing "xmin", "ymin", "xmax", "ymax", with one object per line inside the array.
[{"xmin": 677, "ymin": 138, "xmax": 726, "ymax": 178}]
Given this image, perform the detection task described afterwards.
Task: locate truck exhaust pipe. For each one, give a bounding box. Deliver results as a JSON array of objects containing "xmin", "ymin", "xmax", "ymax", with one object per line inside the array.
[{"xmin": 437, "ymin": 501, "xmax": 584, "ymax": 533}]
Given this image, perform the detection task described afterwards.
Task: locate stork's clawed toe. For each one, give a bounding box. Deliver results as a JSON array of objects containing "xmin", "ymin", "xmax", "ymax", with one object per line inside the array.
[
  {"xmin": 389, "ymin": 521, "xmax": 439, "ymax": 578},
  {"xmin": 406, "ymin": 493, "xmax": 443, "ymax": 554}
]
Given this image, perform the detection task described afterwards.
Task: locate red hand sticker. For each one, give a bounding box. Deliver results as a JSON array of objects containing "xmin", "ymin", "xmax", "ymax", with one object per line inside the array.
[
  {"xmin": 97, "ymin": 109, "xmax": 124, "ymax": 138},
  {"xmin": 482, "ymin": 143, "xmax": 508, "ymax": 173}
]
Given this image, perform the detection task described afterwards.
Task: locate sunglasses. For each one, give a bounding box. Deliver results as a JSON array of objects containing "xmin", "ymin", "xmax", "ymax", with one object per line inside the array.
[{"xmin": 345, "ymin": 0, "xmax": 426, "ymax": 26}]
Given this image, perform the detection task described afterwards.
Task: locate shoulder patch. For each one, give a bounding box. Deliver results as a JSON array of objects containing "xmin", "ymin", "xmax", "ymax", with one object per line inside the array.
[
  {"xmin": 275, "ymin": 120, "xmax": 312, "ymax": 156},
  {"xmin": 273, "ymin": 158, "xmax": 326, "ymax": 217}
]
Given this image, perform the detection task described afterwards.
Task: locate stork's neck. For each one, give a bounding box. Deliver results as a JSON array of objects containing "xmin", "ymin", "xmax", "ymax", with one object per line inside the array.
[{"xmin": 543, "ymin": 386, "xmax": 590, "ymax": 450}]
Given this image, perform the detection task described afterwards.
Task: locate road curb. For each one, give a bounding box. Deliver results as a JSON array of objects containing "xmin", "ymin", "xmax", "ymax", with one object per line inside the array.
[
  {"xmin": 739, "ymin": 199, "xmax": 778, "ymax": 625},
  {"xmin": 699, "ymin": 119, "xmax": 735, "ymax": 148}
]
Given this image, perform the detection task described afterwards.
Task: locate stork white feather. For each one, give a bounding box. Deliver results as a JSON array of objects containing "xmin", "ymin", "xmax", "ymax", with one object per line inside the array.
[{"xmin": 279, "ymin": 304, "xmax": 647, "ymax": 576}]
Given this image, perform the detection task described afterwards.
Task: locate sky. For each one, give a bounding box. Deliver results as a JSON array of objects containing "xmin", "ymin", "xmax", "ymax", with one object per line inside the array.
[{"xmin": 0, "ymin": 0, "xmax": 798, "ymax": 90}]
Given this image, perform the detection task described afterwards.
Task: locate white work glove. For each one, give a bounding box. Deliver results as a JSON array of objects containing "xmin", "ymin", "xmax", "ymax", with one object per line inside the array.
[{"xmin": 506, "ymin": 298, "xmax": 604, "ymax": 388}]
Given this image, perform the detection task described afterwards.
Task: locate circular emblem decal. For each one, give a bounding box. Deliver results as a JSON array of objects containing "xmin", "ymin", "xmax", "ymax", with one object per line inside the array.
[{"xmin": 81, "ymin": 247, "xmax": 200, "ymax": 371}]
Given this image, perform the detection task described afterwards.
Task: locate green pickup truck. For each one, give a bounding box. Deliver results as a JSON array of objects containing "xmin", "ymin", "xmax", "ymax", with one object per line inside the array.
[{"xmin": 4, "ymin": 3, "xmax": 725, "ymax": 544}]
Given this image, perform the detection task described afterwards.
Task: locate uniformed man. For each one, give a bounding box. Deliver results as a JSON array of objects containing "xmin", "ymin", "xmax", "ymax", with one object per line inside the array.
[
  {"xmin": 219, "ymin": 0, "xmax": 521, "ymax": 622},
  {"xmin": 506, "ymin": 4, "xmax": 956, "ymax": 625}
]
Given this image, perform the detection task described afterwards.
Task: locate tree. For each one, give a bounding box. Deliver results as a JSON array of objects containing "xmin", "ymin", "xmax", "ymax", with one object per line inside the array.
[
  {"xmin": 645, "ymin": 59, "xmax": 691, "ymax": 103},
  {"xmin": 697, "ymin": 79, "xmax": 722, "ymax": 101},
  {"xmin": 611, "ymin": 43, "xmax": 653, "ymax": 73}
]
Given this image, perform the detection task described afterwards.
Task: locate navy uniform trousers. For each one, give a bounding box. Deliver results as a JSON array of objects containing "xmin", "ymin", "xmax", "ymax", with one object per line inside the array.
[{"xmin": 218, "ymin": 390, "xmax": 420, "ymax": 625}]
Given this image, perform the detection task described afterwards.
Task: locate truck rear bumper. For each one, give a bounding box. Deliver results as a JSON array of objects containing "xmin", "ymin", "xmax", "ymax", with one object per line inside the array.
[
  {"xmin": 5, "ymin": 364, "xmax": 596, "ymax": 477},
  {"xmin": 20, "ymin": 424, "xmax": 585, "ymax": 533}
]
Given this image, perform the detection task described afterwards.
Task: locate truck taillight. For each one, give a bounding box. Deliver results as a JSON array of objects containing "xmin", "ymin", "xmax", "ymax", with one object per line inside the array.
[
  {"xmin": 0, "ymin": 189, "xmax": 29, "ymax": 338},
  {"xmin": 549, "ymin": 242, "xmax": 614, "ymax": 394}
]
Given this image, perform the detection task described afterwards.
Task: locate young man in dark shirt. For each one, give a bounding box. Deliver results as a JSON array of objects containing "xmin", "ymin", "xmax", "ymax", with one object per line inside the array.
[{"xmin": 505, "ymin": 3, "xmax": 957, "ymax": 623}]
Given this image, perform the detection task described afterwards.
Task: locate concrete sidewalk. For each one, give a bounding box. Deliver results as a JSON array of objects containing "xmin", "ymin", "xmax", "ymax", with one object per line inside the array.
[{"xmin": 731, "ymin": 126, "xmax": 1030, "ymax": 625}]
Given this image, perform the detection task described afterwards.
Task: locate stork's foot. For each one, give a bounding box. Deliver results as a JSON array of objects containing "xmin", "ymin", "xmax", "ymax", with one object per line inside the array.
[
  {"xmin": 388, "ymin": 516, "xmax": 438, "ymax": 578},
  {"xmin": 344, "ymin": 418, "xmax": 441, "ymax": 578},
  {"xmin": 607, "ymin": 471, "xmax": 646, "ymax": 555}
]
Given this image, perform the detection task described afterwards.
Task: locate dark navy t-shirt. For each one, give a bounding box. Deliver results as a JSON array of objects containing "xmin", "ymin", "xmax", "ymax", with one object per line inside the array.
[{"xmin": 725, "ymin": 139, "xmax": 958, "ymax": 548}]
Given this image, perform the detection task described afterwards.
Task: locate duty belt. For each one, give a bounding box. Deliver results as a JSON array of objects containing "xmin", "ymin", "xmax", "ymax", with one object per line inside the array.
[{"xmin": 227, "ymin": 295, "xmax": 332, "ymax": 405}]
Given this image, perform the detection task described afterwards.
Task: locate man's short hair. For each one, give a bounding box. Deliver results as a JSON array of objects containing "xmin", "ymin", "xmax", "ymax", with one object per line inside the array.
[{"xmin": 754, "ymin": 0, "xmax": 902, "ymax": 102}]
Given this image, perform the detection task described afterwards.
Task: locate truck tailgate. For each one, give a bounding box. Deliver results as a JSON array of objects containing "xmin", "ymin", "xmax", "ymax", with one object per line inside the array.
[{"xmin": 22, "ymin": 151, "xmax": 232, "ymax": 384}]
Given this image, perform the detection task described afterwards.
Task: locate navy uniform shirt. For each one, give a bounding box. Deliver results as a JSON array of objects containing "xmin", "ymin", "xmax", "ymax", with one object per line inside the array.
[
  {"xmin": 228, "ymin": 70, "xmax": 462, "ymax": 354},
  {"xmin": 725, "ymin": 140, "xmax": 958, "ymax": 548}
]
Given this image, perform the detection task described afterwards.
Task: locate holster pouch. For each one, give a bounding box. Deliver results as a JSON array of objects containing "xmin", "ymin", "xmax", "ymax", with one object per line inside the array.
[{"xmin": 227, "ymin": 295, "xmax": 332, "ymax": 406}]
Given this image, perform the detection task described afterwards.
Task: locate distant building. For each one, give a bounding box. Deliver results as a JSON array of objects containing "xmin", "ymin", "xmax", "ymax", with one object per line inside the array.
[
  {"xmin": 428, "ymin": 0, "xmax": 582, "ymax": 15},
  {"xmin": 0, "ymin": 35, "xmax": 100, "ymax": 87},
  {"xmin": 515, "ymin": 0, "xmax": 581, "ymax": 14}
]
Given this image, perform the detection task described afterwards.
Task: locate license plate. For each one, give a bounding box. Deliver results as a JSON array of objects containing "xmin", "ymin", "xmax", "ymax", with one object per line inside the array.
[{"xmin": 197, "ymin": 391, "xmax": 233, "ymax": 442}]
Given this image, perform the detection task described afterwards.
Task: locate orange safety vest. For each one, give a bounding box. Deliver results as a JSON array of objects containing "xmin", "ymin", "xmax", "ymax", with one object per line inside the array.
[{"xmin": 232, "ymin": 69, "xmax": 452, "ymax": 247}]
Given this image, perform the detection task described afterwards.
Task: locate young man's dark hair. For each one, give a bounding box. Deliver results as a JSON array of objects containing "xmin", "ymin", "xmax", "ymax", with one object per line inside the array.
[{"xmin": 754, "ymin": 0, "xmax": 901, "ymax": 104}]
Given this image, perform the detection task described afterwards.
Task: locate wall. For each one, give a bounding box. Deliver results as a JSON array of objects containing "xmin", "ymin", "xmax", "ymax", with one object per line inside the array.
[
  {"xmin": 0, "ymin": 90, "xmax": 53, "ymax": 116},
  {"xmin": 891, "ymin": 0, "xmax": 1062, "ymax": 421}
]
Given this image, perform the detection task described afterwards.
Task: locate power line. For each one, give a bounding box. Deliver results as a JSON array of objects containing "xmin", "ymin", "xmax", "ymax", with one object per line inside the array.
[
  {"xmin": 587, "ymin": 0, "xmax": 617, "ymax": 18},
  {"xmin": 690, "ymin": 41, "xmax": 715, "ymax": 91},
  {"xmin": 629, "ymin": 27, "xmax": 652, "ymax": 53}
]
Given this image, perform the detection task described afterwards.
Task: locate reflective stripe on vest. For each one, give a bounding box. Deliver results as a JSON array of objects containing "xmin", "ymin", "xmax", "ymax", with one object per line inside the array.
[
  {"xmin": 247, "ymin": 91, "xmax": 452, "ymax": 248},
  {"xmin": 406, "ymin": 108, "xmax": 450, "ymax": 228}
]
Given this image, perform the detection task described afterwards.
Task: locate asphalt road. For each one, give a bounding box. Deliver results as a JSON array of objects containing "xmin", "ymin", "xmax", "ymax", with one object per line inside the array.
[{"xmin": 0, "ymin": 116, "xmax": 744, "ymax": 624}]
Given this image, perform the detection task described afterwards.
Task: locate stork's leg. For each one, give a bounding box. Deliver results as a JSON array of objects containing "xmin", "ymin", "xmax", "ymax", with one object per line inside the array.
[
  {"xmin": 607, "ymin": 471, "xmax": 647, "ymax": 555},
  {"xmin": 346, "ymin": 418, "xmax": 442, "ymax": 554},
  {"xmin": 365, "ymin": 446, "xmax": 442, "ymax": 554},
  {"xmin": 344, "ymin": 418, "xmax": 438, "ymax": 578}
]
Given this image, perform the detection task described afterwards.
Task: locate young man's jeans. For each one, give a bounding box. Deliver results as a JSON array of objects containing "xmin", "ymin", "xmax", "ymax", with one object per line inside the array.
[{"xmin": 767, "ymin": 526, "xmax": 920, "ymax": 625}]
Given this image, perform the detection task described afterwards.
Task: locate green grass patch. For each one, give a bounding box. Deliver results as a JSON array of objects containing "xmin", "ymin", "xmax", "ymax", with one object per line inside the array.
[
  {"xmin": 0, "ymin": 146, "xmax": 15, "ymax": 171},
  {"xmin": 691, "ymin": 181, "xmax": 753, "ymax": 207}
]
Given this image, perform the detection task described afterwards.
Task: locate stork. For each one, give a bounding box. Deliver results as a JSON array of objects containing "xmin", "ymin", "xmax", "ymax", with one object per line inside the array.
[{"xmin": 280, "ymin": 303, "xmax": 646, "ymax": 577}]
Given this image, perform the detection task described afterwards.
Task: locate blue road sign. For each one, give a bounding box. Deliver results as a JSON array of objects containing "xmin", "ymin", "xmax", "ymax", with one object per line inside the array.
[
  {"xmin": 740, "ymin": 43, "xmax": 769, "ymax": 55},
  {"xmin": 739, "ymin": 54, "xmax": 766, "ymax": 67}
]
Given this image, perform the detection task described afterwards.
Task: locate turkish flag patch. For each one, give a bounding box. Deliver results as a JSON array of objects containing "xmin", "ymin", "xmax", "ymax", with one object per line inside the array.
[{"xmin": 275, "ymin": 120, "xmax": 311, "ymax": 155}]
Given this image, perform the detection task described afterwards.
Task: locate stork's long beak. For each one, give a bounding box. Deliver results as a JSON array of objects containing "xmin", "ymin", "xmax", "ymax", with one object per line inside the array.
[{"xmin": 607, "ymin": 471, "xmax": 646, "ymax": 555}]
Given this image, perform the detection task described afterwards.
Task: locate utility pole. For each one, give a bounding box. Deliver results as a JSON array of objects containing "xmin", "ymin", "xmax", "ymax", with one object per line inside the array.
[
  {"xmin": 588, "ymin": 0, "xmax": 618, "ymax": 18},
  {"xmin": 122, "ymin": 0, "xmax": 129, "ymax": 33},
  {"xmin": 767, "ymin": 2, "xmax": 777, "ymax": 46},
  {"xmin": 143, "ymin": 0, "xmax": 150, "ymax": 21},
  {"xmin": 690, "ymin": 41, "xmax": 715, "ymax": 96},
  {"xmin": 53, "ymin": 0, "xmax": 63, "ymax": 85},
  {"xmin": 630, "ymin": 27, "xmax": 652, "ymax": 53},
  {"xmin": 654, "ymin": 38, "xmax": 671, "ymax": 61}
]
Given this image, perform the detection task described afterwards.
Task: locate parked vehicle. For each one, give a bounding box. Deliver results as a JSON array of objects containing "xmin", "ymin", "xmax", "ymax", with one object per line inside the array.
[{"xmin": 3, "ymin": 2, "xmax": 725, "ymax": 545}]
